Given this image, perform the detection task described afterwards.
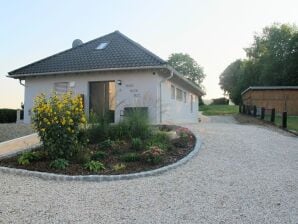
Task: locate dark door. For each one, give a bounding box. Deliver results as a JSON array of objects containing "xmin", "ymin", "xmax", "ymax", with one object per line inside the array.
[{"xmin": 89, "ymin": 81, "xmax": 115, "ymax": 122}]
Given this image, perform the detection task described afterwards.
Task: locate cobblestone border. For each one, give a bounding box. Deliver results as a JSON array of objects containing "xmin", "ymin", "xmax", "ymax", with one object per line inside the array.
[{"xmin": 0, "ymin": 132, "xmax": 202, "ymax": 182}]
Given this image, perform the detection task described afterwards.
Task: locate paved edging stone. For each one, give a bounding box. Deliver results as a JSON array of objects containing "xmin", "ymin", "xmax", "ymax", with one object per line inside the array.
[{"xmin": 0, "ymin": 131, "xmax": 202, "ymax": 182}]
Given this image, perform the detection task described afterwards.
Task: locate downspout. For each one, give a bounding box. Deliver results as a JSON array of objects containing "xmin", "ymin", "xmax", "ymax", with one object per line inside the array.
[
  {"xmin": 19, "ymin": 79, "xmax": 26, "ymax": 87},
  {"xmin": 159, "ymin": 69, "xmax": 174, "ymax": 123}
]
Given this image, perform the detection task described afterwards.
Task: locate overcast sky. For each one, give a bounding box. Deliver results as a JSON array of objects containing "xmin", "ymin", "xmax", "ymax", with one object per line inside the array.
[{"xmin": 0, "ymin": 0, "xmax": 297, "ymax": 108}]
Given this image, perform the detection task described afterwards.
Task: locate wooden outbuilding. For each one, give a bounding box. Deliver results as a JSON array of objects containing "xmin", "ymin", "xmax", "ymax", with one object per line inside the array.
[{"xmin": 241, "ymin": 86, "xmax": 298, "ymax": 115}]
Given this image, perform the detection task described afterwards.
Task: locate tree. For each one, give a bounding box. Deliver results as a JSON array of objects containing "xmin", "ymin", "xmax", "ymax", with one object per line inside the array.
[
  {"xmin": 219, "ymin": 23, "xmax": 298, "ymax": 104},
  {"xmin": 168, "ymin": 53, "xmax": 206, "ymax": 88}
]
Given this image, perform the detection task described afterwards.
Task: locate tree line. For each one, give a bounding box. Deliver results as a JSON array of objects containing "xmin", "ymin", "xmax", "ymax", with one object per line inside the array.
[{"xmin": 219, "ymin": 23, "xmax": 298, "ymax": 105}]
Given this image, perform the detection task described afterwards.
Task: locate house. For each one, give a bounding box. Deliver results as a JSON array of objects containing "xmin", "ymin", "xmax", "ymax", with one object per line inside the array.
[
  {"xmin": 241, "ymin": 86, "xmax": 298, "ymax": 115},
  {"xmin": 8, "ymin": 31, "xmax": 204, "ymax": 124}
]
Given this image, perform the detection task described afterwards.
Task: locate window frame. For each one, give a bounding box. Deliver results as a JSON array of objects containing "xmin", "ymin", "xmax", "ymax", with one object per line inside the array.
[
  {"xmin": 171, "ymin": 85, "xmax": 175, "ymax": 100},
  {"xmin": 176, "ymin": 88, "xmax": 183, "ymax": 101},
  {"xmin": 183, "ymin": 91, "xmax": 187, "ymax": 103},
  {"xmin": 54, "ymin": 82, "xmax": 69, "ymax": 94},
  {"xmin": 190, "ymin": 94, "xmax": 193, "ymax": 113}
]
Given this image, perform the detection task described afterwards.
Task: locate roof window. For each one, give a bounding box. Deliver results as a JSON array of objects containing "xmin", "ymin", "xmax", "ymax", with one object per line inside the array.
[{"xmin": 96, "ymin": 42, "xmax": 109, "ymax": 50}]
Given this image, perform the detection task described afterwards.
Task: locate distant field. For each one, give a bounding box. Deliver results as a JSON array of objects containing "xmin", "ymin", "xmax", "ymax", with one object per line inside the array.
[{"xmin": 200, "ymin": 105, "xmax": 238, "ymax": 116}]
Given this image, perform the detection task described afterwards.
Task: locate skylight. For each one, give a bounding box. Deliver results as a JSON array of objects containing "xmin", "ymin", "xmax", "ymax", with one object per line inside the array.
[{"xmin": 96, "ymin": 42, "xmax": 109, "ymax": 50}]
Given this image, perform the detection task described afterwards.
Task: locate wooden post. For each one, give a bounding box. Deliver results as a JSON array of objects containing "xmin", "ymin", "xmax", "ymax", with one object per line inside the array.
[
  {"xmin": 253, "ymin": 106, "xmax": 257, "ymax": 117},
  {"xmin": 282, "ymin": 111, "xmax": 287, "ymax": 128},
  {"xmin": 243, "ymin": 105, "xmax": 246, "ymax": 114},
  {"xmin": 16, "ymin": 109, "xmax": 21, "ymax": 124},
  {"xmin": 248, "ymin": 106, "xmax": 251, "ymax": 115},
  {"xmin": 270, "ymin": 108, "xmax": 275, "ymax": 123},
  {"xmin": 239, "ymin": 105, "xmax": 242, "ymax": 113},
  {"xmin": 261, "ymin": 107, "xmax": 265, "ymax": 120}
]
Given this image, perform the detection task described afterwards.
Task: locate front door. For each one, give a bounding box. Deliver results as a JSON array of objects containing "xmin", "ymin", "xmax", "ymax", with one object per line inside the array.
[{"xmin": 89, "ymin": 81, "xmax": 115, "ymax": 122}]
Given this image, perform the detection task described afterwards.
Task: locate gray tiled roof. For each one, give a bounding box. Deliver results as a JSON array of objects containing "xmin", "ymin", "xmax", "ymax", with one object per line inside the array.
[{"xmin": 9, "ymin": 31, "xmax": 166, "ymax": 76}]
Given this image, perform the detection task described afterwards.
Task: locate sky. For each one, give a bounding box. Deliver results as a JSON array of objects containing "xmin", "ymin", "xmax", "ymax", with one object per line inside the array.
[{"xmin": 0, "ymin": 0, "xmax": 297, "ymax": 108}]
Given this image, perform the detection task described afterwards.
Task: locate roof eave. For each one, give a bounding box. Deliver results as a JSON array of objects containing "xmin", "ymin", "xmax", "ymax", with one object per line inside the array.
[
  {"xmin": 241, "ymin": 86, "xmax": 298, "ymax": 95},
  {"xmin": 7, "ymin": 65, "xmax": 167, "ymax": 79},
  {"xmin": 165, "ymin": 65, "xmax": 205, "ymax": 96}
]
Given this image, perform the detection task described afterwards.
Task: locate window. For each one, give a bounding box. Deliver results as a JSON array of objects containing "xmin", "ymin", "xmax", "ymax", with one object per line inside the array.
[
  {"xmin": 171, "ymin": 85, "xmax": 175, "ymax": 99},
  {"xmin": 176, "ymin": 88, "xmax": 183, "ymax": 101},
  {"xmin": 190, "ymin": 94, "xmax": 193, "ymax": 113},
  {"xmin": 183, "ymin": 91, "xmax": 187, "ymax": 103},
  {"xmin": 54, "ymin": 82, "xmax": 69, "ymax": 94},
  {"xmin": 96, "ymin": 42, "xmax": 109, "ymax": 50}
]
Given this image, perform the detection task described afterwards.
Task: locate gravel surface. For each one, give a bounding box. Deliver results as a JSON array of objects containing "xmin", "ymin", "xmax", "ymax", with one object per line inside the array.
[
  {"xmin": 0, "ymin": 117, "xmax": 297, "ymax": 223},
  {"xmin": 0, "ymin": 123, "xmax": 34, "ymax": 142}
]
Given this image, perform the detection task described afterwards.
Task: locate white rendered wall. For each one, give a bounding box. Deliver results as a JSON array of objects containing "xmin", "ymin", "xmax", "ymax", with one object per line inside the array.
[
  {"xmin": 23, "ymin": 70, "xmax": 160, "ymax": 124},
  {"xmin": 159, "ymin": 77, "xmax": 199, "ymax": 124}
]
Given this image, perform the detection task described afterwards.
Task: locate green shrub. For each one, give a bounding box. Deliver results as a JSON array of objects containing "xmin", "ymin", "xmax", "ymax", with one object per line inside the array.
[
  {"xmin": 108, "ymin": 122, "xmax": 129, "ymax": 140},
  {"xmin": 174, "ymin": 128, "xmax": 192, "ymax": 147},
  {"xmin": 113, "ymin": 163, "xmax": 126, "ymax": 171},
  {"xmin": 32, "ymin": 92, "xmax": 87, "ymax": 160},
  {"xmin": 17, "ymin": 151, "xmax": 41, "ymax": 165},
  {"xmin": 120, "ymin": 152, "xmax": 140, "ymax": 162},
  {"xmin": 87, "ymin": 113, "xmax": 110, "ymax": 143},
  {"xmin": 146, "ymin": 131, "xmax": 171, "ymax": 150},
  {"xmin": 91, "ymin": 151, "xmax": 108, "ymax": 160},
  {"xmin": 99, "ymin": 139, "xmax": 113, "ymax": 150},
  {"xmin": 50, "ymin": 159, "xmax": 69, "ymax": 169},
  {"xmin": 141, "ymin": 146, "xmax": 164, "ymax": 164},
  {"xmin": 72, "ymin": 149, "xmax": 91, "ymax": 164},
  {"xmin": 131, "ymin": 138, "xmax": 142, "ymax": 150},
  {"xmin": 84, "ymin": 160, "xmax": 105, "ymax": 172},
  {"xmin": 122, "ymin": 108, "xmax": 152, "ymax": 139},
  {"xmin": 0, "ymin": 109, "xmax": 17, "ymax": 123}
]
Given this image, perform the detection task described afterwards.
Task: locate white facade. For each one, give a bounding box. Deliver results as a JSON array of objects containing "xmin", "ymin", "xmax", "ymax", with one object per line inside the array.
[{"xmin": 23, "ymin": 70, "xmax": 199, "ymax": 124}]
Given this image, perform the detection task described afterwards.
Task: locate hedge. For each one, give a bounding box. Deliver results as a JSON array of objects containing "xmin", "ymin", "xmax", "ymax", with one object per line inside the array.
[
  {"xmin": 211, "ymin": 97, "xmax": 229, "ymax": 105},
  {"xmin": 0, "ymin": 109, "xmax": 18, "ymax": 123}
]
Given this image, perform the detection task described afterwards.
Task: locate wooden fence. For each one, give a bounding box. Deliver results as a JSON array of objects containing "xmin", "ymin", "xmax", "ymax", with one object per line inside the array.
[{"xmin": 239, "ymin": 105, "xmax": 288, "ymax": 128}]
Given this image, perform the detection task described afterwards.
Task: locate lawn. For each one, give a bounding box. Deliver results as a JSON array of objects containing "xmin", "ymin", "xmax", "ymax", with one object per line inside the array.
[
  {"xmin": 199, "ymin": 105, "xmax": 238, "ymax": 116},
  {"xmin": 264, "ymin": 115, "xmax": 298, "ymax": 132}
]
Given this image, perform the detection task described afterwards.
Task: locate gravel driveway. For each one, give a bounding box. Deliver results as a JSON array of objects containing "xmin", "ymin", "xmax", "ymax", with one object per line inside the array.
[
  {"xmin": 0, "ymin": 123, "xmax": 33, "ymax": 142},
  {"xmin": 0, "ymin": 116, "xmax": 297, "ymax": 223}
]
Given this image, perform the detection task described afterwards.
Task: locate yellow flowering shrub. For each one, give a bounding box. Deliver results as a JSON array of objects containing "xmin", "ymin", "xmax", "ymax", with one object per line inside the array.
[{"xmin": 32, "ymin": 91, "xmax": 87, "ymax": 159}]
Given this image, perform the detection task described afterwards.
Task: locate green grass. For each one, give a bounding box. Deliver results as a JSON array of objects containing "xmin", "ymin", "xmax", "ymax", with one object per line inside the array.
[
  {"xmin": 264, "ymin": 115, "xmax": 298, "ymax": 132},
  {"xmin": 200, "ymin": 105, "xmax": 238, "ymax": 116}
]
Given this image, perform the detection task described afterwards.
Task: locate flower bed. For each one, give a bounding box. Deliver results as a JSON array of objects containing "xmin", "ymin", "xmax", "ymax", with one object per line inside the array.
[{"xmin": 0, "ymin": 92, "xmax": 196, "ymax": 175}]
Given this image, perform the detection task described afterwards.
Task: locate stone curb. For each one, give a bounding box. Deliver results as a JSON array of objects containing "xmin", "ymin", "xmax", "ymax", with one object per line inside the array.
[{"xmin": 0, "ymin": 132, "xmax": 202, "ymax": 182}]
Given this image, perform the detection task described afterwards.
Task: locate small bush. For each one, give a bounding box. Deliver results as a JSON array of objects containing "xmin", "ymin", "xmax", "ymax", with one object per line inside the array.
[
  {"xmin": 84, "ymin": 160, "xmax": 105, "ymax": 172},
  {"xmin": 17, "ymin": 151, "xmax": 41, "ymax": 165},
  {"xmin": 122, "ymin": 108, "xmax": 152, "ymax": 139},
  {"xmin": 99, "ymin": 139, "xmax": 113, "ymax": 150},
  {"xmin": 0, "ymin": 109, "xmax": 17, "ymax": 123},
  {"xmin": 146, "ymin": 131, "xmax": 171, "ymax": 150},
  {"xmin": 50, "ymin": 159, "xmax": 69, "ymax": 170},
  {"xmin": 91, "ymin": 151, "xmax": 108, "ymax": 160},
  {"xmin": 108, "ymin": 123, "xmax": 129, "ymax": 140},
  {"xmin": 113, "ymin": 163, "xmax": 126, "ymax": 171},
  {"xmin": 32, "ymin": 92, "xmax": 87, "ymax": 160},
  {"xmin": 174, "ymin": 128, "xmax": 192, "ymax": 147},
  {"xmin": 141, "ymin": 146, "xmax": 164, "ymax": 164},
  {"xmin": 87, "ymin": 113, "xmax": 110, "ymax": 143},
  {"xmin": 73, "ymin": 149, "xmax": 91, "ymax": 164},
  {"xmin": 131, "ymin": 138, "xmax": 142, "ymax": 150},
  {"xmin": 120, "ymin": 152, "xmax": 140, "ymax": 162}
]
